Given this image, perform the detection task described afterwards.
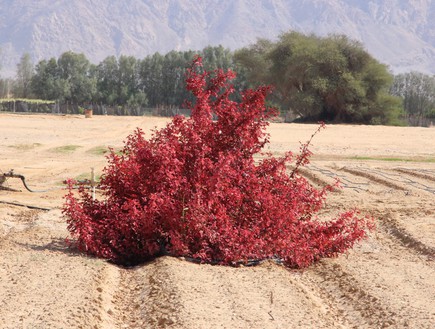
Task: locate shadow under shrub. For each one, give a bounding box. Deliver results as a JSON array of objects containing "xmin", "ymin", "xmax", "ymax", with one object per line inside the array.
[{"xmin": 63, "ymin": 57, "xmax": 374, "ymax": 267}]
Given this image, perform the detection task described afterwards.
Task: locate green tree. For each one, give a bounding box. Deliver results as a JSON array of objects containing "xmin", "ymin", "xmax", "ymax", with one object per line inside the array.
[
  {"xmin": 233, "ymin": 38, "xmax": 273, "ymax": 87},
  {"xmin": 118, "ymin": 55, "xmax": 148, "ymax": 114},
  {"xmin": 161, "ymin": 50, "xmax": 191, "ymax": 106},
  {"xmin": 31, "ymin": 58, "xmax": 62, "ymax": 100},
  {"xmin": 390, "ymin": 72, "xmax": 435, "ymax": 126},
  {"xmin": 14, "ymin": 53, "xmax": 34, "ymax": 98},
  {"xmin": 137, "ymin": 47, "xmax": 242, "ymax": 110},
  {"xmin": 57, "ymin": 51, "xmax": 96, "ymax": 104},
  {"xmin": 28, "ymin": 46, "xmax": 246, "ymax": 114},
  {"xmin": 118, "ymin": 55, "xmax": 139, "ymax": 105},
  {"xmin": 0, "ymin": 49, "xmax": 12, "ymax": 98},
  {"xmin": 138, "ymin": 52, "xmax": 164, "ymax": 107},
  {"xmin": 202, "ymin": 45, "xmax": 233, "ymax": 71},
  {"xmin": 95, "ymin": 55, "xmax": 148, "ymax": 112},
  {"xmin": 95, "ymin": 56, "xmax": 119, "ymax": 104},
  {"xmin": 0, "ymin": 78, "xmax": 12, "ymax": 98},
  {"xmin": 235, "ymin": 31, "xmax": 401, "ymax": 124}
]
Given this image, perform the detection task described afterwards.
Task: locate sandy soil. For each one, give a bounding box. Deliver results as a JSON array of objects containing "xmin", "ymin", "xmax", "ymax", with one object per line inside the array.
[{"xmin": 0, "ymin": 113, "xmax": 434, "ymax": 328}]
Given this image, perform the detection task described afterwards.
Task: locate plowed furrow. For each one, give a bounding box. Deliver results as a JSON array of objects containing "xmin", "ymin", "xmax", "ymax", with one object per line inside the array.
[
  {"xmin": 341, "ymin": 167, "xmax": 408, "ymax": 192},
  {"xmin": 307, "ymin": 262, "xmax": 399, "ymax": 328},
  {"xmin": 327, "ymin": 211, "xmax": 435, "ymax": 328},
  {"xmin": 344, "ymin": 167, "xmax": 435, "ymax": 195},
  {"xmin": 112, "ymin": 259, "xmax": 183, "ymax": 328},
  {"xmin": 380, "ymin": 214, "xmax": 435, "ymax": 259},
  {"xmin": 394, "ymin": 168, "xmax": 435, "ymax": 183},
  {"xmin": 298, "ymin": 167, "xmax": 339, "ymax": 190},
  {"xmin": 135, "ymin": 256, "xmax": 343, "ymax": 328},
  {"xmin": 93, "ymin": 265, "xmax": 120, "ymax": 329},
  {"xmin": 308, "ymin": 165, "xmax": 370, "ymax": 192}
]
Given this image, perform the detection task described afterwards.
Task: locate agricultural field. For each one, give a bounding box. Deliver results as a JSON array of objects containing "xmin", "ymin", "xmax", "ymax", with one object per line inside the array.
[{"xmin": 0, "ymin": 113, "xmax": 434, "ymax": 328}]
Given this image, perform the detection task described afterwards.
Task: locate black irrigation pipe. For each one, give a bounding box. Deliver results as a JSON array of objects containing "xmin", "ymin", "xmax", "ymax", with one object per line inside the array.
[
  {"xmin": 0, "ymin": 200, "xmax": 52, "ymax": 211},
  {"xmin": 356, "ymin": 167, "xmax": 435, "ymax": 194},
  {"xmin": 154, "ymin": 246, "xmax": 285, "ymax": 267},
  {"xmin": 178, "ymin": 255, "xmax": 285, "ymax": 267},
  {"xmin": 308, "ymin": 165, "xmax": 369, "ymax": 192}
]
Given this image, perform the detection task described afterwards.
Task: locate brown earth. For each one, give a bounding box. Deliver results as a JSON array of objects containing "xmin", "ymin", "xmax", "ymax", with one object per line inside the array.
[{"xmin": 0, "ymin": 113, "xmax": 434, "ymax": 328}]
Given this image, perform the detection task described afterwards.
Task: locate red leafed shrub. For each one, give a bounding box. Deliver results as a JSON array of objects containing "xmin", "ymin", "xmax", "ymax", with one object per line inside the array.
[{"xmin": 63, "ymin": 57, "xmax": 374, "ymax": 267}]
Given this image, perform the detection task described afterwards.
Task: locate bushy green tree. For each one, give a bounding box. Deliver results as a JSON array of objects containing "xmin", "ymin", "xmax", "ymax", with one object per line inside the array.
[
  {"xmin": 94, "ymin": 55, "xmax": 148, "ymax": 111},
  {"xmin": 57, "ymin": 51, "xmax": 96, "ymax": 104},
  {"xmin": 32, "ymin": 52, "xmax": 96, "ymax": 104},
  {"xmin": 94, "ymin": 55, "xmax": 119, "ymax": 104},
  {"xmin": 235, "ymin": 31, "xmax": 402, "ymax": 124},
  {"xmin": 161, "ymin": 50, "xmax": 192, "ymax": 106},
  {"xmin": 31, "ymin": 58, "xmax": 62, "ymax": 100},
  {"xmin": 137, "ymin": 52, "xmax": 165, "ymax": 107}
]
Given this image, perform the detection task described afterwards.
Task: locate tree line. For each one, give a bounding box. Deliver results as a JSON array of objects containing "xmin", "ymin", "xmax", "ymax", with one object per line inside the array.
[
  {"xmin": 1, "ymin": 31, "xmax": 434, "ymax": 125},
  {"xmin": 4, "ymin": 46, "xmax": 240, "ymax": 116}
]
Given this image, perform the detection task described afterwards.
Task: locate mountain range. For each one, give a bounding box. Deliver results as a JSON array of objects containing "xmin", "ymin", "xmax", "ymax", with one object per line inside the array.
[{"xmin": 0, "ymin": 0, "xmax": 434, "ymax": 77}]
